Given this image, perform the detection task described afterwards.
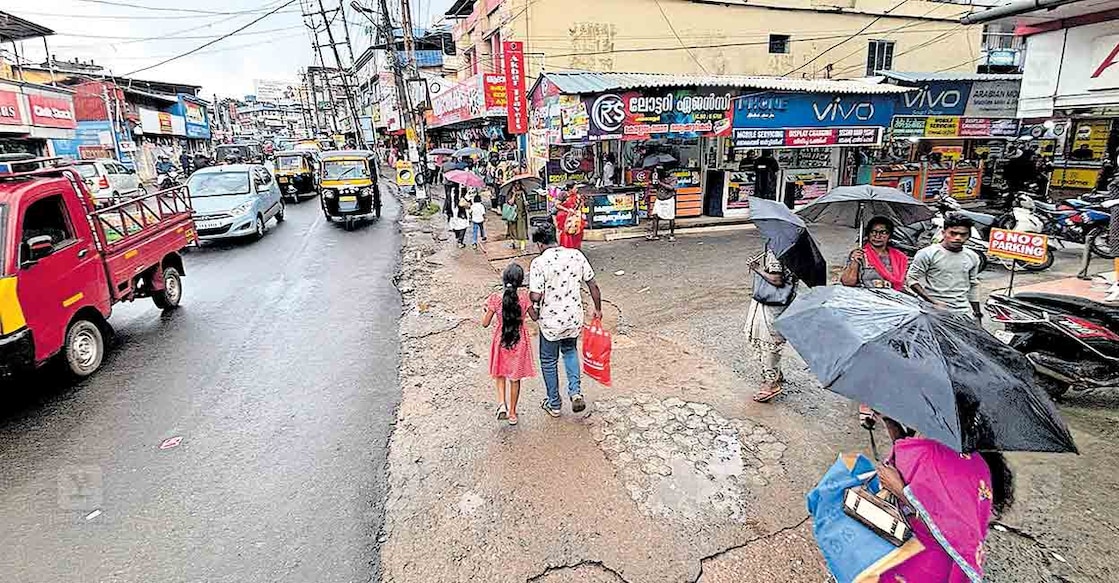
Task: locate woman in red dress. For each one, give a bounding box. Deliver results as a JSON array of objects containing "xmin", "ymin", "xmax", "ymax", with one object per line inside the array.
[{"xmin": 554, "ymin": 185, "xmax": 585, "ymax": 250}]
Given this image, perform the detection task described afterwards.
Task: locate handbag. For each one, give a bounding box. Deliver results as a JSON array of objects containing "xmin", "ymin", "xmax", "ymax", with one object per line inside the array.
[
  {"xmin": 501, "ymin": 202, "xmax": 518, "ymax": 222},
  {"xmin": 564, "ymin": 211, "xmax": 583, "ymax": 235},
  {"xmin": 842, "ymin": 476, "xmax": 913, "ymax": 547},
  {"xmin": 752, "ymin": 270, "xmax": 796, "ymax": 306}
]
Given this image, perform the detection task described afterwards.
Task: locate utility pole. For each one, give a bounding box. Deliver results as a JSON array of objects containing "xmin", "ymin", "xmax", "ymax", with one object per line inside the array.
[{"xmin": 315, "ymin": 0, "xmax": 367, "ymax": 148}]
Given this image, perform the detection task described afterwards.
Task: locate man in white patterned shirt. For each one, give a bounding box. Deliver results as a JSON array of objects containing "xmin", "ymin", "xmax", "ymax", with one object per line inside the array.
[{"xmin": 529, "ymin": 223, "xmax": 603, "ymax": 417}]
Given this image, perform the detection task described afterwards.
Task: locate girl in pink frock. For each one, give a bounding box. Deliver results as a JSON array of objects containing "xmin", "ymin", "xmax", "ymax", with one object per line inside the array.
[{"xmin": 483, "ymin": 263, "xmax": 536, "ymax": 425}]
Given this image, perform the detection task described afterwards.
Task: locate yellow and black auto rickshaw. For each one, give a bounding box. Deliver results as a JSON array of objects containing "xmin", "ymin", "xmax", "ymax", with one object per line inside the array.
[
  {"xmin": 319, "ymin": 149, "xmax": 381, "ymax": 228},
  {"xmin": 273, "ymin": 150, "xmax": 319, "ymax": 201}
]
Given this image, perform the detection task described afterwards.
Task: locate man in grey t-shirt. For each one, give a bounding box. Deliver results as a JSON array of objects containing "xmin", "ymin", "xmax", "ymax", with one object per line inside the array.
[{"xmin": 907, "ymin": 214, "xmax": 983, "ymax": 322}]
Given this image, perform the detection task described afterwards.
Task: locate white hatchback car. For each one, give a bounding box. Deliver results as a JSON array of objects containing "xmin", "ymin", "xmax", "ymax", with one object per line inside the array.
[{"xmin": 73, "ymin": 159, "xmax": 144, "ymax": 206}]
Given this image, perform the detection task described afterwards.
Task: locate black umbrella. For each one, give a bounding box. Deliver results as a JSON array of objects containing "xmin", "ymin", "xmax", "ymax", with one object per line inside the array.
[
  {"xmin": 797, "ymin": 186, "xmax": 934, "ymax": 245},
  {"xmin": 748, "ymin": 196, "xmax": 827, "ymax": 287},
  {"xmin": 774, "ymin": 286, "xmax": 1077, "ymax": 454},
  {"xmin": 441, "ymin": 160, "xmax": 463, "ymax": 172}
]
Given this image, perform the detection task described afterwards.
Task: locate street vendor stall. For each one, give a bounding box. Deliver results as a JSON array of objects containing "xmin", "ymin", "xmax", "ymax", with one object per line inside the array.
[{"xmin": 526, "ymin": 72, "xmax": 910, "ymax": 224}]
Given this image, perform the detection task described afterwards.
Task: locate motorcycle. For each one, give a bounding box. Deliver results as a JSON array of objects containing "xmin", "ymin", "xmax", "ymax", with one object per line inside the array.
[
  {"xmin": 1007, "ymin": 193, "xmax": 1114, "ymax": 259},
  {"xmin": 986, "ymin": 292, "xmax": 1119, "ymax": 397},
  {"xmin": 157, "ymin": 168, "xmax": 182, "ymax": 190}
]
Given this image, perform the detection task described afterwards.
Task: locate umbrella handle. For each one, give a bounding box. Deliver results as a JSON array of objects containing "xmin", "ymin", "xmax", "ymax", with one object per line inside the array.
[{"xmin": 868, "ymin": 427, "xmax": 879, "ymax": 461}]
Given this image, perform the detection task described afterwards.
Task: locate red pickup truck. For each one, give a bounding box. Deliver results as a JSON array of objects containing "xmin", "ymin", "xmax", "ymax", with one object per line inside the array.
[{"xmin": 0, "ymin": 160, "xmax": 195, "ymax": 378}]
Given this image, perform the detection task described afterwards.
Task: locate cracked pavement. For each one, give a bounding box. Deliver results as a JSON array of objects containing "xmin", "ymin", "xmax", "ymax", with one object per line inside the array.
[{"xmin": 381, "ymin": 196, "xmax": 1114, "ymax": 582}]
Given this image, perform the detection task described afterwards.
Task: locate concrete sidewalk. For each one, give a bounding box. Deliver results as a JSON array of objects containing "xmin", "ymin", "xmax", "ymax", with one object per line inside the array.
[{"xmin": 383, "ymin": 198, "xmax": 1109, "ymax": 582}]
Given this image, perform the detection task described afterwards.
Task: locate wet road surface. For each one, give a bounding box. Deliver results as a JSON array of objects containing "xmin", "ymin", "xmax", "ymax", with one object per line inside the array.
[{"xmin": 0, "ymin": 190, "xmax": 401, "ymax": 583}]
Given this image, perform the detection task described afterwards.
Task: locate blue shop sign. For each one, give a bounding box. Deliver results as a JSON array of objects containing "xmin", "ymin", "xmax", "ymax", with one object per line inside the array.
[
  {"xmin": 731, "ymin": 92, "xmax": 896, "ymax": 130},
  {"xmin": 172, "ymin": 95, "xmax": 211, "ymax": 139},
  {"xmin": 891, "ymin": 81, "xmax": 971, "ymax": 116}
]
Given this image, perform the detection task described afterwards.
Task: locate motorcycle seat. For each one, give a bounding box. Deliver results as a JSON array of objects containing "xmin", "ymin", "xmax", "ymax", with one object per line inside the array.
[
  {"xmin": 1015, "ymin": 292, "xmax": 1119, "ymax": 330},
  {"xmin": 957, "ymin": 209, "xmax": 998, "ymax": 227}
]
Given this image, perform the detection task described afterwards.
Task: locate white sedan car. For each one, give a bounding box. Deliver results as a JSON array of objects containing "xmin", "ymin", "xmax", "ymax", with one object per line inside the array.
[{"xmin": 73, "ymin": 159, "xmax": 144, "ymax": 206}]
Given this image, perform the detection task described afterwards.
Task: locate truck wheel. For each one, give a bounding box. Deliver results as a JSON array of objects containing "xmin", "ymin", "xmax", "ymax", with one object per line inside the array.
[
  {"xmin": 65, "ymin": 319, "xmax": 104, "ymax": 378},
  {"xmin": 152, "ymin": 267, "xmax": 183, "ymax": 310}
]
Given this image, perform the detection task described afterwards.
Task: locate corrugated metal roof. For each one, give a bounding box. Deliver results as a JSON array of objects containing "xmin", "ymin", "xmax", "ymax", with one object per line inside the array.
[
  {"xmin": 540, "ymin": 71, "xmax": 914, "ymax": 95},
  {"xmin": 878, "ymin": 71, "xmax": 1023, "ymax": 83}
]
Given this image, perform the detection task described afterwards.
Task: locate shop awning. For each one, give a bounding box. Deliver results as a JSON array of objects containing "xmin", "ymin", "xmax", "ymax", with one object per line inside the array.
[
  {"xmin": 878, "ymin": 71, "xmax": 1023, "ymax": 83},
  {"xmin": 122, "ymin": 87, "xmax": 179, "ymax": 105},
  {"xmin": 537, "ymin": 71, "xmax": 914, "ymax": 95},
  {"xmin": 0, "ymin": 11, "xmax": 53, "ymax": 42}
]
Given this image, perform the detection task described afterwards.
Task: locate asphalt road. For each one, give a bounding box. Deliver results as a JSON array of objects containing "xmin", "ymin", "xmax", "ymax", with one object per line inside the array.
[{"xmin": 0, "ymin": 188, "xmax": 402, "ymax": 583}]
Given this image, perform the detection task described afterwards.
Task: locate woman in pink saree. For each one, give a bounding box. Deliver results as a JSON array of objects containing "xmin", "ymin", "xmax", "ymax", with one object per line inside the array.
[{"xmin": 875, "ymin": 417, "xmax": 1015, "ymax": 583}]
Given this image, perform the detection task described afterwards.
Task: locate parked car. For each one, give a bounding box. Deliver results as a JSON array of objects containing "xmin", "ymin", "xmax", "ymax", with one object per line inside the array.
[
  {"xmin": 0, "ymin": 159, "xmax": 194, "ymax": 377},
  {"xmin": 73, "ymin": 159, "xmax": 144, "ymax": 206},
  {"xmin": 187, "ymin": 164, "xmax": 285, "ymax": 241}
]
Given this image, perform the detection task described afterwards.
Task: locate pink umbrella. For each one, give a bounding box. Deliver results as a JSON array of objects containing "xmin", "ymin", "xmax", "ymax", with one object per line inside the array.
[{"xmin": 445, "ymin": 169, "xmax": 486, "ymax": 189}]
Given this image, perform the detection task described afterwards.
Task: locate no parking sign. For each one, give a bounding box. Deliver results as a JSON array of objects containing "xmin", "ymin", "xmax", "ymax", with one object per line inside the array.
[{"xmin": 989, "ymin": 228, "xmax": 1049, "ymax": 264}]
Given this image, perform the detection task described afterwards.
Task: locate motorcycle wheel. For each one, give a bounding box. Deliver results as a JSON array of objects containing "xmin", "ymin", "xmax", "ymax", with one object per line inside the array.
[{"xmin": 1087, "ymin": 227, "xmax": 1117, "ymax": 259}]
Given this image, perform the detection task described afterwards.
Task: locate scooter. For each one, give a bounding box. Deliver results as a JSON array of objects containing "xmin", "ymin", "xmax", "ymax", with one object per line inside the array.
[
  {"xmin": 986, "ymin": 292, "xmax": 1119, "ymax": 397},
  {"xmin": 157, "ymin": 168, "xmax": 182, "ymax": 190}
]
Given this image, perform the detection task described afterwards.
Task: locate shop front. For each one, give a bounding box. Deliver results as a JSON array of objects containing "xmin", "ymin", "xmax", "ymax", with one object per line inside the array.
[
  {"xmin": 0, "ymin": 82, "xmax": 77, "ymax": 156},
  {"xmin": 425, "ymin": 72, "xmax": 514, "ymax": 157},
  {"xmin": 877, "ymin": 72, "xmax": 1023, "ymax": 201},
  {"xmin": 1006, "ymin": 18, "xmax": 1119, "ymax": 197},
  {"xmin": 527, "ymin": 72, "xmax": 907, "ymax": 227}
]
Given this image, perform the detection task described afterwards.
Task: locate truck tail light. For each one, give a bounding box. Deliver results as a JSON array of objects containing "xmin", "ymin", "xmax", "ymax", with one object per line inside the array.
[{"xmin": 98, "ymin": 176, "xmax": 109, "ymax": 189}]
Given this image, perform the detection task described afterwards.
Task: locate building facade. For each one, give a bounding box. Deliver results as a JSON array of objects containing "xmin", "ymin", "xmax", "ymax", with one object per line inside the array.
[{"xmin": 445, "ymin": 0, "xmax": 984, "ymax": 82}]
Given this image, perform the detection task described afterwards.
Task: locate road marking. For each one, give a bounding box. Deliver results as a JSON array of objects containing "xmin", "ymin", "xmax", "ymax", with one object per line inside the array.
[
  {"xmin": 85, "ymin": 509, "xmax": 102, "ymax": 521},
  {"xmin": 62, "ymin": 292, "xmax": 84, "ymax": 308},
  {"xmin": 159, "ymin": 436, "xmax": 183, "ymax": 450}
]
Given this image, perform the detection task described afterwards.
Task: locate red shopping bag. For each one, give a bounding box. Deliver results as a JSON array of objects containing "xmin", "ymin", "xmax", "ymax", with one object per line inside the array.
[{"xmin": 581, "ymin": 317, "xmax": 612, "ymax": 387}]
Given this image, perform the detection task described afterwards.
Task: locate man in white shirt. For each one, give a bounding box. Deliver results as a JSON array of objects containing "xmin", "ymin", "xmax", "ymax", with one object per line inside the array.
[{"xmin": 529, "ymin": 224, "xmax": 603, "ymax": 416}]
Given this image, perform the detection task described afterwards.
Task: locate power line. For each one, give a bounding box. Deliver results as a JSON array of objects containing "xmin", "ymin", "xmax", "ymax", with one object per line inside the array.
[
  {"xmin": 123, "ymin": 0, "xmax": 298, "ymax": 76},
  {"xmin": 784, "ymin": 0, "xmax": 912, "ymax": 77},
  {"xmin": 653, "ymin": 0, "xmax": 707, "ymax": 74},
  {"xmin": 829, "ymin": 25, "xmax": 965, "ymax": 77},
  {"xmin": 66, "ymin": 0, "xmax": 294, "ymax": 15},
  {"xmin": 9, "ymin": 8, "xmax": 303, "ymax": 20},
  {"xmin": 52, "ymin": 25, "xmax": 303, "ymax": 42}
]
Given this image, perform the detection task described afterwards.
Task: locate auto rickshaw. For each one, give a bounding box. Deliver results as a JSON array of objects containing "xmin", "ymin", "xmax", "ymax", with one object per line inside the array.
[
  {"xmin": 319, "ymin": 149, "xmax": 381, "ymax": 229},
  {"xmin": 273, "ymin": 150, "xmax": 318, "ymax": 201}
]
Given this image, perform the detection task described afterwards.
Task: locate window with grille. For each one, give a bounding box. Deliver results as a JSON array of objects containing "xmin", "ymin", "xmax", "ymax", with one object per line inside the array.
[
  {"xmin": 768, "ymin": 34, "xmax": 790, "ymax": 54},
  {"xmin": 866, "ymin": 40, "xmax": 895, "ymax": 76}
]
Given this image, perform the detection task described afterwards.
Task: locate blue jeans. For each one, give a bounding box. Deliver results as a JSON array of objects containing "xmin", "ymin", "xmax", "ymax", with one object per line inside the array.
[
  {"xmin": 540, "ymin": 335, "xmax": 581, "ymax": 409},
  {"xmin": 471, "ymin": 222, "xmax": 485, "ymax": 244}
]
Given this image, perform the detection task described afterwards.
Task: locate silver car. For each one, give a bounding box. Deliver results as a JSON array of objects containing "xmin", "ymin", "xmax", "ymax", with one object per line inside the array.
[
  {"xmin": 73, "ymin": 159, "xmax": 143, "ymax": 206},
  {"xmin": 188, "ymin": 164, "xmax": 285, "ymax": 241}
]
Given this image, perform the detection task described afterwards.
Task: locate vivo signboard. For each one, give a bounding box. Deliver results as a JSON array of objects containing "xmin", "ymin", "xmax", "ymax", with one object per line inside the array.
[{"xmin": 730, "ymin": 92, "xmax": 896, "ymax": 129}]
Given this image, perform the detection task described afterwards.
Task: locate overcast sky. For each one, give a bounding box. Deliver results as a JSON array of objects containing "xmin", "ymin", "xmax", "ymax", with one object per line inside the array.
[{"xmin": 2, "ymin": 0, "xmax": 454, "ymax": 99}]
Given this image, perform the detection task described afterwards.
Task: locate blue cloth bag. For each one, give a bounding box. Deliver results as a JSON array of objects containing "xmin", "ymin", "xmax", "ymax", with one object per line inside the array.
[{"xmin": 806, "ymin": 453, "xmax": 922, "ymax": 583}]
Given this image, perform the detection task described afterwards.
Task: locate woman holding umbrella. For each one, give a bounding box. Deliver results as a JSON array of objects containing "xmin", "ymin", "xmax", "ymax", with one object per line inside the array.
[
  {"xmin": 746, "ymin": 250, "xmax": 797, "ymax": 403},
  {"xmin": 839, "ymin": 216, "xmax": 909, "ymax": 291}
]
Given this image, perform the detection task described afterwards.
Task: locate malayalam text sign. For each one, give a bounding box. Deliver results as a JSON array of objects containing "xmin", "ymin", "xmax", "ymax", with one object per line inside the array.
[{"xmin": 989, "ymin": 228, "xmax": 1049, "ymax": 264}]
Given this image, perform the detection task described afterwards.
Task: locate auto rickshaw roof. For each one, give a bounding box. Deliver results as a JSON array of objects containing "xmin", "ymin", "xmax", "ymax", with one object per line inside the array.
[
  {"xmin": 274, "ymin": 150, "xmax": 314, "ymax": 157},
  {"xmin": 321, "ymin": 149, "xmax": 376, "ymax": 160}
]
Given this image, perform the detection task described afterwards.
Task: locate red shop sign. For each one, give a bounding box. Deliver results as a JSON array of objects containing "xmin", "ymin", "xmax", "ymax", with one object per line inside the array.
[
  {"xmin": 28, "ymin": 94, "xmax": 76, "ymax": 129},
  {"xmin": 502, "ymin": 41, "xmax": 528, "ymax": 135},
  {"xmin": 0, "ymin": 91, "xmax": 24, "ymax": 126}
]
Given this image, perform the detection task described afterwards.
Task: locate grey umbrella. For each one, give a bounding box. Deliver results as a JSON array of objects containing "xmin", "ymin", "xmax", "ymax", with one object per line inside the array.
[
  {"xmin": 748, "ymin": 197, "xmax": 827, "ymax": 287},
  {"xmin": 453, "ymin": 146, "xmax": 486, "ymax": 158},
  {"xmin": 797, "ymin": 186, "xmax": 934, "ymax": 244},
  {"xmin": 430, "ymin": 148, "xmax": 455, "ymax": 155},
  {"xmin": 774, "ymin": 285, "xmax": 1077, "ymax": 453}
]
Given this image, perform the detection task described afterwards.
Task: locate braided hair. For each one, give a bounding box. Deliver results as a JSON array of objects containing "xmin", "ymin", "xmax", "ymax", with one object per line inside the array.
[{"xmin": 500, "ymin": 263, "xmax": 525, "ymax": 349}]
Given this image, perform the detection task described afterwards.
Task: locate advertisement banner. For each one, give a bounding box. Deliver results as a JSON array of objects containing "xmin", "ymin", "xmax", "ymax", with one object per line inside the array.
[
  {"xmin": 483, "ymin": 74, "xmax": 507, "ymax": 112},
  {"xmin": 583, "ymin": 89, "xmax": 736, "ymax": 141},
  {"xmin": 559, "ymin": 95, "xmax": 588, "ymax": 142},
  {"xmin": 890, "ymin": 116, "xmax": 926, "ymax": 137},
  {"xmin": 502, "ymin": 41, "xmax": 528, "ymax": 134},
  {"xmin": 0, "ymin": 90, "xmax": 23, "ymax": 126},
  {"xmin": 726, "ymin": 171, "xmax": 755, "ymax": 209},
  {"xmin": 158, "ymin": 112, "xmax": 173, "ymax": 134},
  {"xmin": 1052, "ymin": 167, "xmax": 1101, "ymax": 189},
  {"xmin": 1070, "ymin": 119, "xmax": 1112, "ymax": 161},
  {"xmin": 733, "ymin": 127, "xmax": 881, "ymax": 149},
  {"xmin": 28, "ymin": 94, "xmax": 76, "ymax": 129},
  {"xmin": 964, "ymin": 80, "xmax": 1020, "ymax": 118},
  {"xmin": 924, "ymin": 116, "xmax": 960, "ymax": 137},
  {"xmin": 894, "ymin": 81, "xmax": 971, "ymax": 116},
  {"xmin": 732, "ymin": 92, "xmax": 895, "ymax": 130},
  {"xmin": 588, "ymin": 191, "xmax": 639, "ymax": 229}
]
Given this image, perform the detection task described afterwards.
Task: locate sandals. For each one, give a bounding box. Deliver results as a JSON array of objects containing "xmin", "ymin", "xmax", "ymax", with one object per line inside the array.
[
  {"xmin": 496, "ymin": 404, "xmax": 508, "ymax": 420},
  {"xmin": 508, "ymin": 415, "xmax": 519, "ymax": 426},
  {"xmin": 645, "ymin": 234, "xmax": 661, "ymax": 241},
  {"xmin": 752, "ymin": 382, "xmax": 784, "ymax": 403}
]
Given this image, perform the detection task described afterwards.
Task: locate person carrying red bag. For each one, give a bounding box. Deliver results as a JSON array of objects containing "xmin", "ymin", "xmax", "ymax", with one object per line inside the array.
[{"xmin": 528, "ymin": 223, "xmax": 603, "ymax": 417}]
